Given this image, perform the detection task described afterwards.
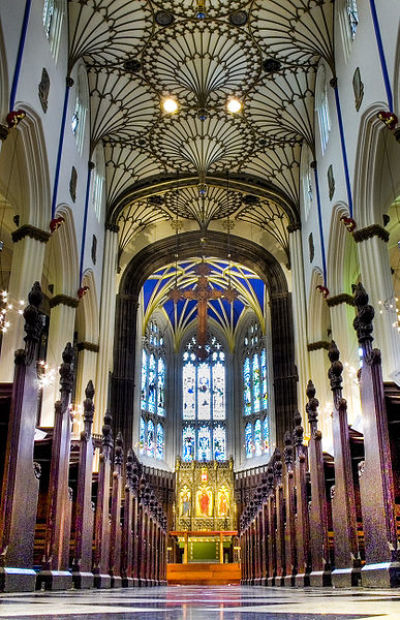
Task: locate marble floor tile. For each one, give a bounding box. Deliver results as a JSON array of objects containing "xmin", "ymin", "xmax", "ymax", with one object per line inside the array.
[{"xmin": 0, "ymin": 585, "xmax": 399, "ymax": 619}]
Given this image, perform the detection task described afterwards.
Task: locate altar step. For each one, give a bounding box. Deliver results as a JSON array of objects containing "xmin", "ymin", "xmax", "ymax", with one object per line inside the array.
[{"xmin": 167, "ymin": 562, "xmax": 241, "ymax": 585}]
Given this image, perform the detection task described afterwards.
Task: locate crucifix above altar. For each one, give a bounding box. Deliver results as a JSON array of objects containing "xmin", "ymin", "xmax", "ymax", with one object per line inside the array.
[{"xmin": 168, "ymin": 262, "xmax": 237, "ymax": 360}]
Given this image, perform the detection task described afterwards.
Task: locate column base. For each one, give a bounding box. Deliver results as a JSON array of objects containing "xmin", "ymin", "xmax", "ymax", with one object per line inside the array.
[
  {"xmin": 332, "ymin": 567, "xmax": 361, "ymax": 588},
  {"xmin": 266, "ymin": 576, "xmax": 275, "ymax": 586},
  {"xmin": 361, "ymin": 562, "xmax": 400, "ymax": 588},
  {"xmin": 111, "ymin": 575, "xmax": 122, "ymax": 588},
  {"xmin": 36, "ymin": 570, "xmax": 73, "ymax": 591},
  {"xmin": 93, "ymin": 573, "xmax": 112, "ymax": 589},
  {"xmin": 139, "ymin": 578, "xmax": 150, "ymax": 587},
  {"xmin": 284, "ymin": 573, "xmax": 296, "ymax": 587},
  {"xmin": 132, "ymin": 578, "xmax": 141, "ymax": 587},
  {"xmin": 0, "ymin": 567, "xmax": 36, "ymax": 592},
  {"xmin": 295, "ymin": 572, "xmax": 310, "ymax": 587},
  {"xmin": 274, "ymin": 575, "xmax": 285, "ymax": 587},
  {"xmin": 121, "ymin": 576, "xmax": 134, "ymax": 588},
  {"xmin": 72, "ymin": 571, "xmax": 94, "ymax": 589},
  {"xmin": 310, "ymin": 570, "xmax": 332, "ymax": 587},
  {"xmin": 253, "ymin": 577, "xmax": 263, "ymax": 585}
]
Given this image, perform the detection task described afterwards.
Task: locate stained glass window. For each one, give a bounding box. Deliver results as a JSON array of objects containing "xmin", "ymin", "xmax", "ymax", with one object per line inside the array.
[
  {"xmin": 182, "ymin": 335, "xmax": 227, "ymax": 461},
  {"xmin": 156, "ymin": 424, "xmax": 164, "ymax": 460},
  {"xmin": 254, "ymin": 419, "xmax": 262, "ymax": 456},
  {"xmin": 198, "ymin": 426, "xmax": 211, "ymax": 461},
  {"xmin": 140, "ymin": 320, "xmax": 166, "ymax": 460},
  {"xmin": 245, "ymin": 423, "xmax": 252, "ymax": 459},
  {"xmin": 183, "ymin": 426, "xmax": 195, "ymax": 462},
  {"xmin": 140, "ymin": 417, "xmax": 145, "ymax": 455},
  {"xmin": 242, "ymin": 320, "xmax": 269, "ymax": 459},
  {"xmin": 147, "ymin": 420, "xmax": 155, "ymax": 457}
]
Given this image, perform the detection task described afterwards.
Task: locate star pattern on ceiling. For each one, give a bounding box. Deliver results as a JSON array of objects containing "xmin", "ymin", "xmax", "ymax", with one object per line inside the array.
[{"xmin": 68, "ymin": 0, "xmax": 334, "ymax": 260}]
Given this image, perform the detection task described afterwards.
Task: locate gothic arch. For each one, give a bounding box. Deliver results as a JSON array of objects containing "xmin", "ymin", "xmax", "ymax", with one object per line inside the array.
[
  {"xmin": 112, "ymin": 231, "xmax": 296, "ymax": 451},
  {"xmin": 327, "ymin": 202, "xmax": 360, "ymax": 295},
  {"xmin": 42, "ymin": 205, "xmax": 79, "ymax": 298},
  {"xmin": 75, "ymin": 269, "xmax": 99, "ymax": 344},
  {"xmin": 353, "ymin": 103, "xmax": 400, "ymax": 227}
]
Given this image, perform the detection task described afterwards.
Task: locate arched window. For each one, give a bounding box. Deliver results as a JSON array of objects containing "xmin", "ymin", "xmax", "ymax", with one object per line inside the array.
[
  {"xmin": 71, "ymin": 67, "xmax": 89, "ymax": 155},
  {"xmin": 182, "ymin": 335, "xmax": 226, "ymax": 462},
  {"xmin": 139, "ymin": 320, "xmax": 166, "ymax": 461},
  {"xmin": 90, "ymin": 144, "xmax": 105, "ymax": 222},
  {"xmin": 43, "ymin": 0, "xmax": 65, "ymax": 61},
  {"xmin": 339, "ymin": 0, "xmax": 359, "ymax": 60},
  {"xmin": 301, "ymin": 144, "xmax": 314, "ymax": 222},
  {"xmin": 315, "ymin": 65, "xmax": 331, "ymax": 155},
  {"xmin": 242, "ymin": 321, "xmax": 269, "ymax": 459}
]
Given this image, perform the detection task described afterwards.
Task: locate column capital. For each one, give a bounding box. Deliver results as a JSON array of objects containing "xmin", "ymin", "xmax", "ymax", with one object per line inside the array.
[
  {"xmin": 106, "ymin": 223, "xmax": 119, "ymax": 233},
  {"xmin": 77, "ymin": 341, "xmax": 99, "ymax": 353},
  {"xmin": 12, "ymin": 225, "xmax": 51, "ymax": 244},
  {"xmin": 307, "ymin": 340, "xmax": 330, "ymax": 352},
  {"xmin": 287, "ymin": 222, "xmax": 301, "ymax": 233},
  {"xmin": 326, "ymin": 293, "xmax": 355, "ymax": 307},
  {"xmin": 49, "ymin": 294, "xmax": 79, "ymax": 309},
  {"xmin": 353, "ymin": 224, "xmax": 389, "ymax": 244}
]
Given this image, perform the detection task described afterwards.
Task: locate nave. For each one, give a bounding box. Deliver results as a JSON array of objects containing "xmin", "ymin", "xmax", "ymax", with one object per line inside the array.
[{"xmin": 0, "ymin": 585, "xmax": 399, "ymax": 620}]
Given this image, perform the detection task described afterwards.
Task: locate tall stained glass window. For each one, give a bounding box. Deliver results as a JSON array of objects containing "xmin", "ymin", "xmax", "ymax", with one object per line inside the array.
[
  {"xmin": 182, "ymin": 335, "xmax": 226, "ymax": 462},
  {"xmin": 139, "ymin": 320, "xmax": 166, "ymax": 460},
  {"xmin": 242, "ymin": 320, "xmax": 270, "ymax": 459}
]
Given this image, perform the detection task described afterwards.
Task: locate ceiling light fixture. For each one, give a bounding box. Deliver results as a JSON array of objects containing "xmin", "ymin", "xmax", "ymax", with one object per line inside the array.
[
  {"xmin": 226, "ymin": 97, "xmax": 242, "ymax": 114},
  {"xmin": 162, "ymin": 97, "xmax": 179, "ymax": 114}
]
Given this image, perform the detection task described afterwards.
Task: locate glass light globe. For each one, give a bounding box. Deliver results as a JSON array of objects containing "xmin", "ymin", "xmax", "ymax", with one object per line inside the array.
[
  {"xmin": 162, "ymin": 97, "xmax": 178, "ymax": 114},
  {"xmin": 227, "ymin": 97, "xmax": 242, "ymax": 114}
]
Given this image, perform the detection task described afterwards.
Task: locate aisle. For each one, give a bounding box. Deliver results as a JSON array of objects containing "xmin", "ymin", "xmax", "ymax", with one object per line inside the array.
[{"xmin": 0, "ymin": 585, "xmax": 399, "ymax": 619}]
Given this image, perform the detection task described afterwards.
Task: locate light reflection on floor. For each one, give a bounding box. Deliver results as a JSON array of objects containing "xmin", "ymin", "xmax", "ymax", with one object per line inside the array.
[{"xmin": 0, "ymin": 585, "xmax": 398, "ymax": 619}]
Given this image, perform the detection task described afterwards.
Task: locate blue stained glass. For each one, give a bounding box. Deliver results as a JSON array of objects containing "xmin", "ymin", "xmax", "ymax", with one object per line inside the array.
[
  {"xmin": 141, "ymin": 350, "xmax": 148, "ymax": 410},
  {"xmin": 243, "ymin": 357, "xmax": 251, "ymax": 415},
  {"xmin": 147, "ymin": 420, "xmax": 155, "ymax": 457},
  {"xmin": 213, "ymin": 425, "xmax": 226, "ymax": 461},
  {"xmin": 245, "ymin": 423, "xmax": 252, "ymax": 459},
  {"xmin": 198, "ymin": 363, "xmax": 211, "ymax": 420},
  {"xmin": 183, "ymin": 362, "xmax": 196, "ymax": 420},
  {"xmin": 212, "ymin": 361, "xmax": 225, "ymax": 420},
  {"xmin": 157, "ymin": 357, "xmax": 165, "ymax": 416},
  {"xmin": 263, "ymin": 417, "xmax": 270, "ymax": 452},
  {"xmin": 182, "ymin": 426, "xmax": 195, "ymax": 462},
  {"xmin": 140, "ymin": 417, "xmax": 145, "ymax": 455},
  {"xmin": 156, "ymin": 423, "xmax": 164, "ymax": 460},
  {"xmin": 198, "ymin": 426, "xmax": 211, "ymax": 461},
  {"xmin": 253, "ymin": 353, "xmax": 261, "ymax": 413},
  {"xmin": 148, "ymin": 353, "xmax": 156, "ymax": 413},
  {"xmin": 261, "ymin": 349, "xmax": 268, "ymax": 410},
  {"xmin": 254, "ymin": 419, "xmax": 262, "ymax": 456}
]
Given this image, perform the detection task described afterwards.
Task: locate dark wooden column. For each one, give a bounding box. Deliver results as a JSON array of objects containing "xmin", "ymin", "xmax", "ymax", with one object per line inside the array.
[
  {"xmin": 37, "ymin": 343, "xmax": 75, "ymax": 591},
  {"xmin": 270, "ymin": 292, "xmax": 298, "ymax": 445},
  {"xmin": 109, "ymin": 432, "xmax": 123, "ymax": 587},
  {"xmin": 0, "ymin": 283, "xmax": 43, "ymax": 592},
  {"xmin": 328, "ymin": 341, "xmax": 361, "ymax": 587},
  {"xmin": 71, "ymin": 381, "xmax": 95, "ymax": 589},
  {"xmin": 259, "ymin": 481, "xmax": 268, "ymax": 585},
  {"xmin": 131, "ymin": 460, "xmax": 141, "ymax": 587},
  {"xmin": 110, "ymin": 294, "xmax": 138, "ymax": 447},
  {"xmin": 93, "ymin": 412, "xmax": 113, "ymax": 589},
  {"xmin": 293, "ymin": 411, "xmax": 311, "ymax": 586},
  {"xmin": 266, "ymin": 465, "xmax": 276, "ymax": 586},
  {"xmin": 352, "ymin": 283, "xmax": 400, "ymax": 587},
  {"xmin": 306, "ymin": 381, "xmax": 332, "ymax": 586},
  {"xmin": 274, "ymin": 450, "xmax": 286, "ymax": 586},
  {"xmin": 283, "ymin": 431, "xmax": 297, "ymax": 586},
  {"xmin": 121, "ymin": 449, "xmax": 134, "ymax": 587}
]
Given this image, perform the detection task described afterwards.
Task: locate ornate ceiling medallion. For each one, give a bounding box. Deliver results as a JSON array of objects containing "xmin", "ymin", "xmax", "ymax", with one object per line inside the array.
[
  {"xmin": 150, "ymin": 0, "xmax": 248, "ymax": 19},
  {"xmin": 164, "ymin": 185, "xmax": 242, "ymax": 229},
  {"xmin": 141, "ymin": 21, "xmax": 261, "ymax": 109},
  {"xmin": 149, "ymin": 115, "xmax": 256, "ymax": 176}
]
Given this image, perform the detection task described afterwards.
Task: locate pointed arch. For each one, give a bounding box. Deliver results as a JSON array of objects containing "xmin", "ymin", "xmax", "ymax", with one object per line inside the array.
[
  {"xmin": 353, "ymin": 103, "xmax": 400, "ymax": 227},
  {"xmin": 43, "ymin": 205, "xmax": 79, "ymax": 297},
  {"xmin": 75, "ymin": 269, "xmax": 99, "ymax": 344},
  {"xmin": 308, "ymin": 268, "xmax": 331, "ymax": 343},
  {"xmin": 327, "ymin": 202, "xmax": 360, "ymax": 296}
]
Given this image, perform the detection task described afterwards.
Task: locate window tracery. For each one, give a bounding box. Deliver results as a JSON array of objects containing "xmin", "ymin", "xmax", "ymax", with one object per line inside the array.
[
  {"xmin": 315, "ymin": 65, "xmax": 331, "ymax": 155},
  {"xmin": 139, "ymin": 320, "xmax": 166, "ymax": 460},
  {"xmin": 242, "ymin": 321, "xmax": 269, "ymax": 459},
  {"xmin": 182, "ymin": 335, "xmax": 226, "ymax": 462},
  {"xmin": 43, "ymin": 0, "xmax": 65, "ymax": 61}
]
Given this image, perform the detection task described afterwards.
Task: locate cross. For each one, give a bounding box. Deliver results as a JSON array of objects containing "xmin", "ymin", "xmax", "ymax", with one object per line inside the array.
[{"xmin": 169, "ymin": 262, "xmax": 237, "ymax": 359}]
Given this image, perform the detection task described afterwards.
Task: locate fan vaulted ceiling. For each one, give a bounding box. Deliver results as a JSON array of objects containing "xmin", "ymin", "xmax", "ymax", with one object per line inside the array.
[{"xmin": 68, "ymin": 0, "xmax": 334, "ymax": 262}]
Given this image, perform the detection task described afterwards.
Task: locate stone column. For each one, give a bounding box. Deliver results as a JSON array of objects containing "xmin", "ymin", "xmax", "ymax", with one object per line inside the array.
[
  {"xmin": 40, "ymin": 296, "xmax": 78, "ymax": 426},
  {"xmin": 289, "ymin": 226, "xmax": 311, "ymax": 415},
  {"xmin": 95, "ymin": 225, "xmax": 119, "ymax": 433},
  {"xmin": 0, "ymin": 226, "xmax": 49, "ymax": 381},
  {"xmin": 355, "ymin": 226, "xmax": 400, "ymax": 381},
  {"xmin": 76, "ymin": 342, "xmax": 99, "ymax": 405}
]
